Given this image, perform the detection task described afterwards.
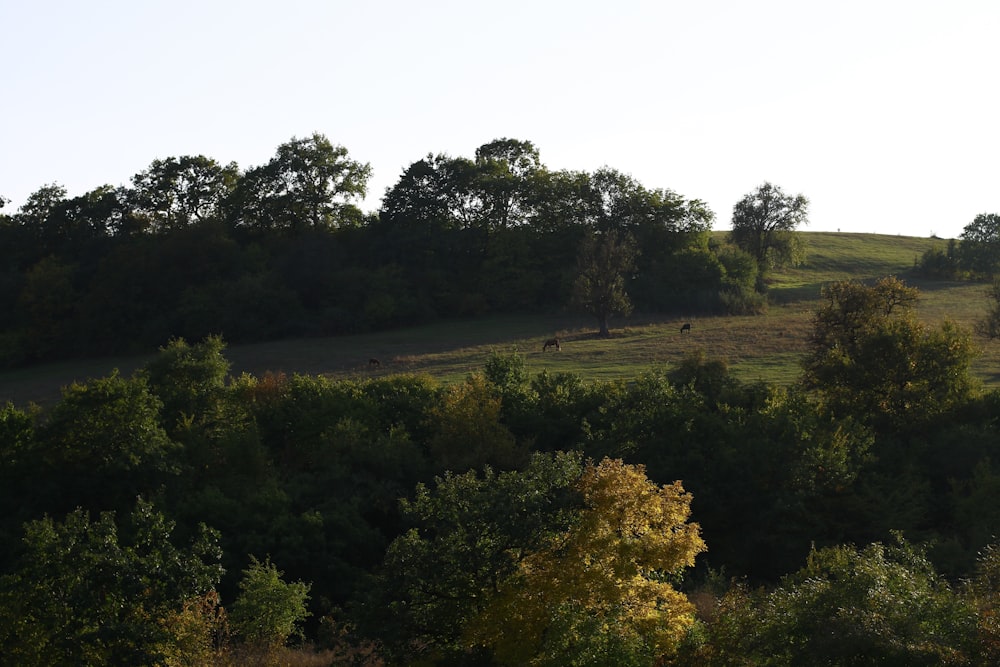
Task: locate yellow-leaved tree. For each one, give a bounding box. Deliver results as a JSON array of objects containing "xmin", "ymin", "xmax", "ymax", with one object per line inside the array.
[{"xmin": 465, "ymin": 458, "xmax": 706, "ymax": 665}]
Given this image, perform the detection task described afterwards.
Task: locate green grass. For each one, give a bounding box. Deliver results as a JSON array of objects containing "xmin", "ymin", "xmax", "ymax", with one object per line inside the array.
[{"xmin": 2, "ymin": 232, "xmax": 997, "ymax": 407}]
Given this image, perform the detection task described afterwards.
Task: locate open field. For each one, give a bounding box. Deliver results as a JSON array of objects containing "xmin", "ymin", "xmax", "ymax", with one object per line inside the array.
[{"xmin": 3, "ymin": 232, "xmax": 998, "ymax": 407}]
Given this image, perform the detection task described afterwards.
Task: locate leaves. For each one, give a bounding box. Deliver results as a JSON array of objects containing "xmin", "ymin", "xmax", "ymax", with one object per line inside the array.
[
  {"xmin": 0, "ymin": 500, "xmax": 223, "ymax": 666},
  {"xmin": 803, "ymin": 277, "xmax": 977, "ymax": 431},
  {"xmin": 228, "ymin": 555, "xmax": 311, "ymax": 649},
  {"xmin": 730, "ymin": 182, "xmax": 808, "ymax": 274}
]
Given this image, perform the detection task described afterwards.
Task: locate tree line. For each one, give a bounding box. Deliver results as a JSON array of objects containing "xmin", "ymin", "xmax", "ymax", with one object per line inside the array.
[
  {"xmin": 0, "ymin": 134, "xmax": 800, "ymax": 367},
  {"xmin": 917, "ymin": 213, "xmax": 1000, "ymax": 340},
  {"xmin": 4, "ymin": 276, "xmax": 1000, "ymax": 664}
]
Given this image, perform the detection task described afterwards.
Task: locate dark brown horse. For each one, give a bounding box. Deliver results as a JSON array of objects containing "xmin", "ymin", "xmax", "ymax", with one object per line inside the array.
[
  {"xmin": 368, "ymin": 358, "xmax": 381, "ymax": 368},
  {"xmin": 680, "ymin": 322, "xmax": 691, "ymax": 334},
  {"xmin": 542, "ymin": 337, "xmax": 561, "ymax": 351}
]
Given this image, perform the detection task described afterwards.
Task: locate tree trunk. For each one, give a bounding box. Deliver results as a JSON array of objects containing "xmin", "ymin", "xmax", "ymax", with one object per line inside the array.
[{"xmin": 598, "ymin": 315, "xmax": 610, "ymax": 338}]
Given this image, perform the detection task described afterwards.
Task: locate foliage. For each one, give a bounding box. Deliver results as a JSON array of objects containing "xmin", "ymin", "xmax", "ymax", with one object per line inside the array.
[
  {"xmin": 709, "ymin": 537, "xmax": 979, "ymax": 666},
  {"xmin": 729, "ymin": 182, "xmax": 808, "ymax": 282},
  {"xmin": 714, "ymin": 243, "xmax": 765, "ymax": 313},
  {"xmin": 156, "ymin": 590, "xmax": 228, "ymax": 667},
  {"xmin": 0, "ymin": 499, "xmax": 223, "ymax": 667},
  {"xmin": 583, "ymin": 363, "xmax": 873, "ymax": 579},
  {"xmin": 466, "ymin": 458, "xmax": 706, "ymax": 666},
  {"xmin": 964, "ymin": 542, "xmax": 1000, "ymax": 662},
  {"xmin": 228, "ymin": 555, "xmax": 311, "ymax": 649},
  {"xmin": 363, "ymin": 451, "xmax": 586, "ymax": 662},
  {"xmin": 231, "ymin": 133, "xmax": 371, "ymax": 232},
  {"xmin": 959, "ymin": 212, "xmax": 1000, "ymax": 277},
  {"xmin": 129, "ymin": 155, "xmax": 238, "ymax": 232},
  {"xmin": 976, "ymin": 278, "xmax": 1000, "ymax": 340},
  {"xmin": 802, "ymin": 276, "xmax": 977, "ymax": 431},
  {"xmin": 141, "ymin": 335, "xmax": 231, "ymax": 430},
  {"xmin": 427, "ymin": 373, "xmax": 528, "ymax": 473},
  {"xmin": 31, "ymin": 370, "xmax": 180, "ymax": 515},
  {"xmin": 4, "ymin": 247, "xmax": 1000, "ymax": 661},
  {"xmin": 571, "ymin": 230, "xmax": 638, "ymax": 337},
  {"xmin": 918, "ymin": 239, "xmax": 963, "ymax": 279},
  {"xmin": 0, "ymin": 136, "xmax": 734, "ymax": 367},
  {"xmin": 365, "ymin": 452, "xmax": 705, "ymax": 665},
  {"xmin": 17, "ymin": 255, "xmax": 80, "ymax": 360}
]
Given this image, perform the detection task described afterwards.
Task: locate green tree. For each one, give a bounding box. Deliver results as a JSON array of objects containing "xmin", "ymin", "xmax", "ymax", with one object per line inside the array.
[
  {"xmin": 129, "ymin": 155, "xmax": 239, "ymax": 233},
  {"xmin": 709, "ymin": 537, "xmax": 978, "ymax": 666},
  {"xmin": 33, "ymin": 370, "xmax": 179, "ymax": 514},
  {"xmin": 802, "ymin": 277, "xmax": 977, "ymax": 431},
  {"xmin": 228, "ymin": 555, "xmax": 311, "ymax": 650},
  {"xmin": 12, "ymin": 183, "xmax": 68, "ymax": 244},
  {"xmin": 959, "ymin": 212, "xmax": 1000, "ymax": 276},
  {"xmin": 0, "ymin": 500, "xmax": 223, "ymax": 667},
  {"xmin": 0, "ymin": 402, "xmax": 39, "ymax": 560},
  {"xmin": 379, "ymin": 152, "xmax": 480, "ymax": 232},
  {"xmin": 483, "ymin": 347, "xmax": 531, "ymax": 413},
  {"xmin": 363, "ymin": 451, "xmax": 586, "ymax": 663},
  {"xmin": 232, "ymin": 133, "xmax": 371, "ymax": 232},
  {"xmin": 474, "ymin": 137, "xmax": 542, "ymax": 230},
  {"xmin": 141, "ymin": 335, "xmax": 231, "ymax": 431},
  {"xmin": 729, "ymin": 182, "xmax": 808, "ymax": 285},
  {"xmin": 918, "ymin": 239, "xmax": 962, "ymax": 279},
  {"xmin": 977, "ymin": 278, "xmax": 1000, "ymax": 340},
  {"xmin": 572, "ymin": 229, "xmax": 638, "ymax": 337},
  {"xmin": 964, "ymin": 541, "xmax": 1000, "ymax": 662}
]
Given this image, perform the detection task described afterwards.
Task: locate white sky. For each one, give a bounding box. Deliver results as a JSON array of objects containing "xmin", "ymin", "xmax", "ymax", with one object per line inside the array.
[{"xmin": 2, "ymin": 0, "xmax": 997, "ymax": 239}]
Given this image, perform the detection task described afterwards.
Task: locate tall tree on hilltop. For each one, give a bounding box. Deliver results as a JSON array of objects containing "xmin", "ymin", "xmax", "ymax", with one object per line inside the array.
[
  {"xmin": 730, "ymin": 182, "xmax": 808, "ymax": 288},
  {"xmin": 959, "ymin": 212, "xmax": 1000, "ymax": 277},
  {"xmin": 380, "ymin": 153, "xmax": 480, "ymax": 231},
  {"xmin": 129, "ymin": 155, "xmax": 239, "ymax": 233},
  {"xmin": 231, "ymin": 133, "xmax": 371, "ymax": 232},
  {"xmin": 474, "ymin": 138, "xmax": 542, "ymax": 230}
]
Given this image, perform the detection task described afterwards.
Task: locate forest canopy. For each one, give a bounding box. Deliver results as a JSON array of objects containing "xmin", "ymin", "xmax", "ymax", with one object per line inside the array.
[
  {"xmin": 2, "ymin": 282, "xmax": 1000, "ymax": 664},
  {"xmin": 0, "ymin": 135, "xmax": 764, "ymax": 368},
  {"xmin": 6, "ymin": 135, "xmax": 1000, "ymax": 664}
]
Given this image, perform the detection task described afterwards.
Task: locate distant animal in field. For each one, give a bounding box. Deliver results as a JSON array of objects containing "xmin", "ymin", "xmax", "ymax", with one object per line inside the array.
[
  {"xmin": 368, "ymin": 358, "xmax": 381, "ymax": 368},
  {"xmin": 680, "ymin": 322, "xmax": 692, "ymax": 334},
  {"xmin": 542, "ymin": 337, "xmax": 561, "ymax": 351}
]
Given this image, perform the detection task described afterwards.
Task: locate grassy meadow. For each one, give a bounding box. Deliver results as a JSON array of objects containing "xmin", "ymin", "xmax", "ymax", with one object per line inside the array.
[{"xmin": 3, "ymin": 231, "xmax": 997, "ymax": 407}]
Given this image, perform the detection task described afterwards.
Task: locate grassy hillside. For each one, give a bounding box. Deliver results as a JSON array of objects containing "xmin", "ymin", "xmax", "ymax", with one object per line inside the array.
[{"xmin": 3, "ymin": 231, "xmax": 997, "ymax": 407}]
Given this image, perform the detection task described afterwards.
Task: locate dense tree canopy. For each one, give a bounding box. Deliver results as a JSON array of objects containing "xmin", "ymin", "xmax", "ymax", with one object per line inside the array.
[
  {"xmin": 364, "ymin": 452, "xmax": 704, "ymax": 665},
  {"xmin": 9, "ymin": 136, "xmax": 1000, "ymax": 663},
  {"xmin": 1, "ymin": 328, "xmax": 1000, "ymax": 662},
  {"xmin": 0, "ymin": 500, "xmax": 223, "ymax": 667},
  {"xmin": 707, "ymin": 537, "xmax": 979, "ymax": 666},
  {"xmin": 0, "ymin": 136, "xmax": 749, "ymax": 366}
]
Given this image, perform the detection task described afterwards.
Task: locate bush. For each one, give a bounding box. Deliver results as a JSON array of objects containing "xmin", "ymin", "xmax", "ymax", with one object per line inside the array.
[{"xmin": 228, "ymin": 556, "xmax": 311, "ymax": 650}]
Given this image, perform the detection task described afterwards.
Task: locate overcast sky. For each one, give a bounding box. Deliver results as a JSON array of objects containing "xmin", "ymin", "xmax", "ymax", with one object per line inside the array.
[{"xmin": 3, "ymin": 0, "xmax": 997, "ymax": 238}]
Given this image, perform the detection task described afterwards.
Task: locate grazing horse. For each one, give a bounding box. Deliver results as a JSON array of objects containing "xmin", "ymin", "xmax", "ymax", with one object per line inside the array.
[
  {"xmin": 368, "ymin": 358, "xmax": 381, "ymax": 368},
  {"xmin": 680, "ymin": 322, "xmax": 691, "ymax": 334},
  {"xmin": 542, "ymin": 337, "xmax": 561, "ymax": 351}
]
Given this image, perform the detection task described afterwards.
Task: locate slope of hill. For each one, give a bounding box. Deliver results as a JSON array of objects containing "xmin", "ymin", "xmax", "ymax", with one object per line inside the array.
[{"xmin": 2, "ymin": 232, "xmax": 996, "ymax": 407}]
